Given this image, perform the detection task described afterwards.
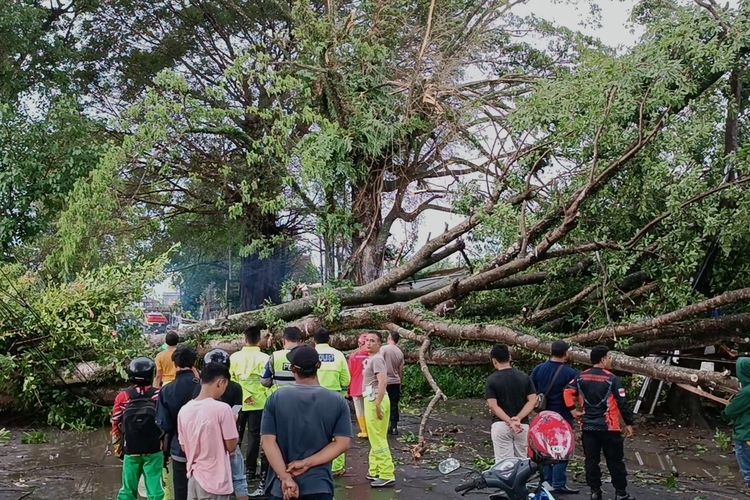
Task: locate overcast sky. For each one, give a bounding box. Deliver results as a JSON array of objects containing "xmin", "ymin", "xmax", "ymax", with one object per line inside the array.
[{"xmin": 400, "ymin": 0, "xmax": 642, "ymax": 259}]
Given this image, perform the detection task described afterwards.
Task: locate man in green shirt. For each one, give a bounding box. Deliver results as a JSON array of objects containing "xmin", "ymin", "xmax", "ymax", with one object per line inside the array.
[
  {"xmin": 725, "ymin": 357, "xmax": 750, "ymax": 490},
  {"xmin": 230, "ymin": 326, "xmax": 270, "ymax": 496},
  {"xmin": 314, "ymin": 327, "xmax": 351, "ymax": 475}
]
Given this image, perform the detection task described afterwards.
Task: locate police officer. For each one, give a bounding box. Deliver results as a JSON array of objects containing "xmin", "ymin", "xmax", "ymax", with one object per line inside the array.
[
  {"xmin": 261, "ymin": 327, "xmax": 302, "ymax": 391},
  {"xmin": 313, "ymin": 327, "xmax": 351, "ymax": 475},
  {"xmin": 230, "ymin": 326, "xmax": 270, "ymax": 496}
]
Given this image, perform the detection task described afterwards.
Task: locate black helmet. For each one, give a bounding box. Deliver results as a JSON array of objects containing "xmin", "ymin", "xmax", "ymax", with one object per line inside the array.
[
  {"xmin": 127, "ymin": 357, "xmax": 155, "ymax": 385},
  {"xmin": 204, "ymin": 348, "xmax": 230, "ymax": 369}
]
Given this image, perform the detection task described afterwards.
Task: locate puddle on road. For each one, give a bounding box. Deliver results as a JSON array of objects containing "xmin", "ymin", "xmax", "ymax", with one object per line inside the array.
[
  {"xmin": 0, "ymin": 428, "xmax": 454, "ymax": 500},
  {"xmin": 0, "ymin": 427, "xmax": 122, "ymax": 499}
]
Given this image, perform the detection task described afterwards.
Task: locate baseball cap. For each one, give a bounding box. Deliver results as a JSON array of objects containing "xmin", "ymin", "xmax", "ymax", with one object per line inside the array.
[{"xmin": 287, "ymin": 344, "xmax": 320, "ymax": 370}]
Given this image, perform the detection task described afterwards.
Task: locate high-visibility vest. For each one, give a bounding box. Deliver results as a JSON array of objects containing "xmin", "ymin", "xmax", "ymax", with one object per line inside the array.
[
  {"xmin": 229, "ymin": 346, "xmax": 269, "ymax": 410},
  {"xmin": 315, "ymin": 344, "xmax": 350, "ymax": 393},
  {"xmin": 270, "ymin": 349, "xmax": 296, "ymax": 389}
]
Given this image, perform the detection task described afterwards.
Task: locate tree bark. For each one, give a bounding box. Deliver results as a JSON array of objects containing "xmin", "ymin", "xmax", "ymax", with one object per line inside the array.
[
  {"xmin": 389, "ymin": 307, "xmax": 739, "ymax": 391},
  {"xmin": 346, "ymin": 171, "xmax": 386, "ymax": 285},
  {"xmin": 568, "ymin": 288, "xmax": 750, "ymax": 344}
]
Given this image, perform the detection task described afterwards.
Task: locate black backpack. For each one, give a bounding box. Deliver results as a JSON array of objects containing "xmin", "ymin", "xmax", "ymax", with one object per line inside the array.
[{"xmin": 122, "ymin": 387, "xmax": 161, "ymax": 455}]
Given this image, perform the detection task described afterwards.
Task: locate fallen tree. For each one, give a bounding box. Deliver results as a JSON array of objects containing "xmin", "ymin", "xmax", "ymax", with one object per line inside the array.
[{"xmin": 6, "ymin": 1, "xmax": 750, "ymax": 432}]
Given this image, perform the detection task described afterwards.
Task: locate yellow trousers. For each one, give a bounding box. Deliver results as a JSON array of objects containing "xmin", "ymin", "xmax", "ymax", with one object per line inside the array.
[{"xmin": 364, "ymin": 395, "xmax": 395, "ymax": 481}]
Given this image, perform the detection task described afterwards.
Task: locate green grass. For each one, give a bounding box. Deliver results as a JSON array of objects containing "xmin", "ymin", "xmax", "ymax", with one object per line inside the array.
[
  {"xmin": 0, "ymin": 428, "xmax": 10, "ymax": 445},
  {"xmin": 21, "ymin": 431, "xmax": 49, "ymax": 444},
  {"xmin": 402, "ymin": 365, "xmax": 492, "ymax": 402}
]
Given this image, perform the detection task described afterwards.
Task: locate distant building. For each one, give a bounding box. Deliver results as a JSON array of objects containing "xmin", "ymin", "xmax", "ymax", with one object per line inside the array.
[{"xmin": 162, "ymin": 291, "xmax": 180, "ymax": 307}]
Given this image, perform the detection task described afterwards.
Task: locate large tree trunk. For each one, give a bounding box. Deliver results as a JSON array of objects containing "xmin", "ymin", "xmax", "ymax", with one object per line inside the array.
[
  {"xmin": 346, "ymin": 171, "xmax": 386, "ymax": 285},
  {"xmin": 239, "ymin": 247, "xmax": 291, "ymax": 312}
]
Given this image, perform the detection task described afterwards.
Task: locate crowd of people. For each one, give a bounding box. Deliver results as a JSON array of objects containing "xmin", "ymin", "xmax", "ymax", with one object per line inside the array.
[
  {"xmin": 111, "ymin": 327, "xmax": 750, "ymax": 500},
  {"xmin": 111, "ymin": 327, "xmax": 404, "ymax": 500}
]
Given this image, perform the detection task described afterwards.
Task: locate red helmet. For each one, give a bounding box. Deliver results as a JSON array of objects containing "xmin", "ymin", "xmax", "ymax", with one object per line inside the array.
[{"xmin": 528, "ymin": 410, "xmax": 575, "ymax": 461}]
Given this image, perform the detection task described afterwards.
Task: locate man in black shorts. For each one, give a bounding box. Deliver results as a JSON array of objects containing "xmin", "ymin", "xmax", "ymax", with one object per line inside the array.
[{"xmin": 261, "ymin": 345, "xmax": 352, "ymax": 500}]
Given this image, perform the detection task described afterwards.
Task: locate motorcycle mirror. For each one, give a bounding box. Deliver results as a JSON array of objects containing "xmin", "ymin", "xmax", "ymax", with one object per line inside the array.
[{"xmin": 438, "ymin": 458, "xmax": 460, "ymax": 474}]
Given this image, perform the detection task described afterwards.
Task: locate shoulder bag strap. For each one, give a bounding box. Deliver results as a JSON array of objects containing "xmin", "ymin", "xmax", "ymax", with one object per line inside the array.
[{"xmin": 543, "ymin": 364, "xmax": 565, "ymax": 396}]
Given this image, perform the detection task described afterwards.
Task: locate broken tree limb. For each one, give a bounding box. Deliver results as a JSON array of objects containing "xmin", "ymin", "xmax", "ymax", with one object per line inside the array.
[
  {"xmin": 525, "ymin": 282, "xmax": 600, "ymax": 326},
  {"xmin": 624, "ymin": 313, "xmax": 750, "ymax": 343},
  {"xmin": 568, "ymin": 288, "xmax": 750, "ymax": 344},
  {"xmin": 414, "ymin": 335, "xmax": 448, "ymax": 460},
  {"xmin": 389, "ymin": 306, "xmax": 740, "ymax": 392},
  {"xmin": 176, "ymin": 301, "xmax": 741, "ymax": 391}
]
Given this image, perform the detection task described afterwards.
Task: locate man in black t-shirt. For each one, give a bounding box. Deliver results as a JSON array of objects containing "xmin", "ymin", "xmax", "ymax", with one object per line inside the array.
[{"xmin": 485, "ymin": 344, "xmax": 537, "ymax": 462}]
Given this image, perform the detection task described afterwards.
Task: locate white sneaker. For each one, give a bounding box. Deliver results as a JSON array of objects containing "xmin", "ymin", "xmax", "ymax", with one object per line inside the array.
[
  {"xmin": 249, "ymin": 485, "xmax": 265, "ymax": 497},
  {"xmin": 371, "ymin": 478, "xmax": 395, "ymax": 488}
]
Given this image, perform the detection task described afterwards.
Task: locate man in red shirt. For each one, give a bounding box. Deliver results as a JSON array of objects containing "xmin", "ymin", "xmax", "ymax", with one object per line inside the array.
[{"xmin": 347, "ymin": 333, "xmax": 369, "ymax": 438}]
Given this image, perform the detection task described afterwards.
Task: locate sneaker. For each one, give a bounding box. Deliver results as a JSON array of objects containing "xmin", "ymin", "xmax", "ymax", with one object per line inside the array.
[
  {"xmin": 388, "ymin": 426, "xmax": 399, "ymax": 435},
  {"xmin": 249, "ymin": 484, "xmax": 265, "ymax": 497},
  {"xmin": 615, "ymin": 492, "xmax": 635, "ymax": 500},
  {"xmin": 590, "ymin": 490, "xmax": 603, "ymax": 500},
  {"xmin": 371, "ymin": 478, "xmax": 395, "ymax": 488},
  {"xmin": 366, "ymin": 474, "xmax": 378, "ymax": 481}
]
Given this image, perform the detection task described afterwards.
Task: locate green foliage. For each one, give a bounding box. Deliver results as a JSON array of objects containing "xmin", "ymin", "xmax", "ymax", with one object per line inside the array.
[
  {"xmin": 714, "ymin": 428, "xmax": 732, "ymax": 452},
  {"xmin": 663, "ymin": 472, "xmax": 679, "ymax": 490},
  {"xmin": 473, "ymin": 455, "xmax": 496, "ymax": 471},
  {"xmin": 0, "ymin": 97, "xmax": 105, "ymax": 260},
  {"xmin": 399, "ymin": 431, "xmax": 419, "ymax": 445},
  {"xmin": 312, "ymin": 287, "xmax": 342, "ymax": 325},
  {"xmin": 0, "ymin": 428, "xmax": 10, "ymax": 445},
  {"xmin": 0, "ymin": 255, "xmax": 168, "ymax": 427},
  {"xmin": 21, "ymin": 431, "xmax": 48, "ymax": 444},
  {"xmin": 260, "ymin": 299, "xmax": 287, "ymax": 334},
  {"xmin": 402, "ymin": 365, "xmax": 492, "ymax": 402}
]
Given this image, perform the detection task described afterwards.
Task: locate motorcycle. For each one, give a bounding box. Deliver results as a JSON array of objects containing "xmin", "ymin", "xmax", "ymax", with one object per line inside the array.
[
  {"xmin": 442, "ymin": 410, "xmax": 576, "ymax": 500},
  {"xmin": 441, "ymin": 457, "xmax": 556, "ymax": 500}
]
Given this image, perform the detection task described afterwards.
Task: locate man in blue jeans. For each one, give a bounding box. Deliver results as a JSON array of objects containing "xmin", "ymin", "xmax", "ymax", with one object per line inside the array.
[
  {"xmin": 725, "ymin": 357, "xmax": 750, "ymax": 491},
  {"xmin": 531, "ymin": 340, "xmax": 579, "ymax": 495}
]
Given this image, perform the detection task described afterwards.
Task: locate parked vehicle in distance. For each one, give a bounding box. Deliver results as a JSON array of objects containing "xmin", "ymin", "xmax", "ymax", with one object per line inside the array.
[{"xmin": 144, "ymin": 312, "xmax": 168, "ymax": 334}]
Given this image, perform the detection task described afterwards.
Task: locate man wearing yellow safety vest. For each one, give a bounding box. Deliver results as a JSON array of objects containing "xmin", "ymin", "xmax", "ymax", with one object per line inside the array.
[
  {"xmin": 230, "ymin": 326, "xmax": 270, "ymax": 497},
  {"xmin": 313, "ymin": 327, "xmax": 351, "ymax": 476},
  {"xmin": 260, "ymin": 326, "xmax": 302, "ymax": 391}
]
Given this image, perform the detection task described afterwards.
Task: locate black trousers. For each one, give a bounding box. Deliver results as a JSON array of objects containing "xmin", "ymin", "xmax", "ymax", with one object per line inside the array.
[
  {"xmin": 386, "ymin": 383, "xmax": 401, "ymax": 428},
  {"xmin": 582, "ymin": 430, "xmax": 628, "ymax": 492},
  {"xmin": 271, "ymin": 495, "xmax": 333, "ymax": 500},
  {"xmin": 239, "ymin": 409, "xmax": 268, "ymax": 479},
  {"xmin": 172, "ymin": 459, "xmax": 189, "ymax": 500}
]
